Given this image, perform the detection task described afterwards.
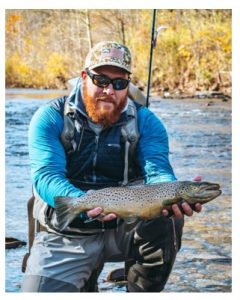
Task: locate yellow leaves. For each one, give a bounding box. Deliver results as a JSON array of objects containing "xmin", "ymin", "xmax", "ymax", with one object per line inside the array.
[
  {"xmin": 5, "ymin": 9, "xmax": 231, "ymax": 91},
  {"xmin": 194, "ymin": 22, "xmax": 232, "ymax": 55},
  {"xmin": 46, "ymin": 52, "xmax": 69, "ymax": 77},
  {"xmin": 5, "ymin": 53, "xmax": 31, "ymax": 86},
  {"xmin": 44, "ymin": 52, "xmax": 71, "ymax": 88},
  {"xmin": 178, "ymin": 45, "xmax": 192, "ymax": 61},
  {"xmin": 5, "ymin": 53, "xmax": 45, "ymax": 88},
  {"xmin": 5, "ymin": 51, "xmax": 70, "ymax": 88},
  {"xmin": 215, "ymin": 28, "xmax": 232, "ymax": 54},
  {"xmin": 6, "ymin": 14, "xmax": 22, "ymax": 34},
  {"xmin": 151, "ymin": 12, "xmax": 231, "ymax": 92}
]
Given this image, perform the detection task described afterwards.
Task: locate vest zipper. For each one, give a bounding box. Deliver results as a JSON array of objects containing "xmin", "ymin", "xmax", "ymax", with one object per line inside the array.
[{"xmin": 93, "ymin": 135, "xmax": 99, "ymax": 182}]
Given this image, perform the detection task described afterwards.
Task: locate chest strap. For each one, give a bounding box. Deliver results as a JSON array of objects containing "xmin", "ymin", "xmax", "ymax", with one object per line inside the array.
[{"xmin": 121, "ymin": 99, "xmax": 139, "ymax": 185}]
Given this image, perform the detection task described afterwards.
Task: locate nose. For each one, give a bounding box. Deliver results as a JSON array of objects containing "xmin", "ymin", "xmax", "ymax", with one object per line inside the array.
[{"xmin": 102, "ymin": 84, "xmax": 114, "ymax": 95}]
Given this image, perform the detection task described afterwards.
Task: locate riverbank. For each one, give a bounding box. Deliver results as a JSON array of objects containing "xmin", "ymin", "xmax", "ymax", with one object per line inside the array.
[{"xmin": 5, "ymin": 83, "xmax": 232, "ymax": 103}]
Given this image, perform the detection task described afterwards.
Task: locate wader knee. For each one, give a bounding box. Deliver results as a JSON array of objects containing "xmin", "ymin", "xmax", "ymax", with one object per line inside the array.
[
  {"xmin": 127, "ymin": 216, "xmax": 184, "ymax": 292},
  {"xmin": 128, "ymin": 264, "xmax": 172, "ymax": 292}
]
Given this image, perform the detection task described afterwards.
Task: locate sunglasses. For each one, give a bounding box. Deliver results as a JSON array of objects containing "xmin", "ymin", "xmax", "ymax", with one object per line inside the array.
[{"xmin": 86, "ymin": 69, "xmax": 130, "ymax": 90}]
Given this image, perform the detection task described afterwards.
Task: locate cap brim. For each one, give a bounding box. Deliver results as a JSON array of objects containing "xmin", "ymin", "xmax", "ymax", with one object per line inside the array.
[{"xmin": 88, "ymin": 62, "xmax": 131, "ymax": 74}]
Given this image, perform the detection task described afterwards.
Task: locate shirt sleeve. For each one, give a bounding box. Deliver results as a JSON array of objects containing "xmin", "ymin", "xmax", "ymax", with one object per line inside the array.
[
  {"xmin": 137, "ymin": 107, "xmax": 177, "ymax": 184},
  {"xmin": 28, "ymin": 104, "xmax": 85, "ymax": 207}
]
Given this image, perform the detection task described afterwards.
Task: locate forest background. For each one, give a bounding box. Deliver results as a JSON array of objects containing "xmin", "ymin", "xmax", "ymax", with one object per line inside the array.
[{"xmin": 5, "ymin": 9, "xmax": 232, "ymax": 97}]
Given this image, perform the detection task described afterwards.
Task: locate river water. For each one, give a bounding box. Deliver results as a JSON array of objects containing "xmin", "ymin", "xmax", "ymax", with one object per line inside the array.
[{"xmin": 5, "ymin": 89, "xmax": 232, "ymax": 293}]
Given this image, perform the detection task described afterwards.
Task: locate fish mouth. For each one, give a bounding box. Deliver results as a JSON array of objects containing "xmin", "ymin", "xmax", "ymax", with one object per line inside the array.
[
  {"xmin": 201, "ymin": 189, "xmax": 222, "ymax": 200},
  {"xmin": 201, "ymin": 183, "xmax": 220, "ymax": 191},
  {"xmin": 196, "ymin": 183, "xmax": 222, "ymax": 202},
  {"xmin": 183, "ymin": 182, "xmax": 222, "ymax": 203}
]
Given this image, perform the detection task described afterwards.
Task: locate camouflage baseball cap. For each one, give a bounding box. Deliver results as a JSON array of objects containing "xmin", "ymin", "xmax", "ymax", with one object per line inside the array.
[{"xmin": 85, "ymin": 41, "xmax": 132, "ymax": 73}]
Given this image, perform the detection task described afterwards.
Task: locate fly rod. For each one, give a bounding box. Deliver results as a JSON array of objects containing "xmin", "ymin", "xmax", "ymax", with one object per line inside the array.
[
  {"xmin": 146, "ymin": 9, "xmax": 157, "ymax": 107},
  {"xmin": 146, "ymin": 9, "xmax": 168, "ymax": 107}
]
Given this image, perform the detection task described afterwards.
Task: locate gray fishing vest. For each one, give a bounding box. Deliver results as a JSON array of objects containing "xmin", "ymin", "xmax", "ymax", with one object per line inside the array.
[{"xmin": 33, "ymin": 95, "xmax": 143, "ymax": 234}]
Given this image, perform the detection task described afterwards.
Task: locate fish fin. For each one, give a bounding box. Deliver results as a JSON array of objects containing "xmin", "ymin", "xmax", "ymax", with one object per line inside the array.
[
  {"xmin": 54, "ymin": 196, "xmax": 79, "ymax": 231},
  {"xmin": 123, "ymin": 216, "xmax": 139, "ymax": 231}
]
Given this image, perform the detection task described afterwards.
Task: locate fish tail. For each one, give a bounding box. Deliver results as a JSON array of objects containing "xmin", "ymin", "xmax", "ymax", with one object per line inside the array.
[{"xmin": 54, "ymin": 196, "xmax": 79, "ymax": 231}]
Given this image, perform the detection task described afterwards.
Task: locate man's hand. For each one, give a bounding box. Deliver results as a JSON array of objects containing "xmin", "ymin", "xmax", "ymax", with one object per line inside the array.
[
  {"xmin": 162, "ymin": 202, "xmax": 202, "ymax": 218},
  {"xmin": 86, "ymin": 207, "xmax": 117, "ymax": 222},
  {"xmin": 162, "ymin": 176, "xmax": 203, "ymax": 218}
]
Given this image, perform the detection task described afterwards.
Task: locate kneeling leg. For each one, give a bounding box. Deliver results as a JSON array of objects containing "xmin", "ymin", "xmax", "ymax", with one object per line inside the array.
[{"xmin": 127, "ymin": 217, "xmax": 184, "ymax": 292}]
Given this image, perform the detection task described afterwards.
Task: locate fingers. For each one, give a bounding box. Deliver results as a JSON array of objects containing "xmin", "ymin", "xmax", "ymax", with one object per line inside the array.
[
  {"xmin": 180, "ymin": 202, "xmax": 193, "ymax": 217},
  {"xmin": 180, "ymin": 202, "xmax": 202, "ymax": 216},
  {"xmin": 193, "ymin": 202, "xmax": 202, "ymax": 212},
  {"xmin": 86, "ymin": 207, "xmax": 117, "ymax": 222},
  {"xmin": 193, "ymin": 175, "xmax": 202, "ymax": 182},
  {"xmin": 87, "ymin": 207, "xmax": 103, "ymax": 218},
  {"xmin": 162, "ymin": 204, "xmax": 190, "ymax": 218},
  {"xmin": 162, "ymin": 202, "xmax": 202, "ymax": 218},
  {"xmin": 100, "ymin": 213, "xmax": 117, "ymax": 222}
]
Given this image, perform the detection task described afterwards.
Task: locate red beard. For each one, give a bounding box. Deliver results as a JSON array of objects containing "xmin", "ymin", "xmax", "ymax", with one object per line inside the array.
[{"xmin": 82, "ymin": 84, "xmax": 127, "ymax": 127}]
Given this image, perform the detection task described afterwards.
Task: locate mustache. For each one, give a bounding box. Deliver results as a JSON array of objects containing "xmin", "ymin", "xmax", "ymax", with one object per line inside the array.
[{"xmin": 96, "ymin": 96, "xmax": 115, "ymax": 103}]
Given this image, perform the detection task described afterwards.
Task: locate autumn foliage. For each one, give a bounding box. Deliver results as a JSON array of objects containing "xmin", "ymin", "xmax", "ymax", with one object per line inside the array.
[{"xmin": 5, "ymin": 9, "xmax": 231, "ymax": 96}]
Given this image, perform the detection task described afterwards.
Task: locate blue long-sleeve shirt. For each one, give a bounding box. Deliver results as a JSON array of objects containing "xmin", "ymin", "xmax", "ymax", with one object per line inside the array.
[{"xmin": 28, "ymin": 101, "xmax": 176, "ymax": 207}]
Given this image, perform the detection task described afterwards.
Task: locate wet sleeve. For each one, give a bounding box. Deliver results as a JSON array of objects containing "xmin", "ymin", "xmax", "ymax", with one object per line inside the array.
[
  {"xmin": 137, "ymin": 107, "xmax": 177, "ymax": 183},
  {"xmin": 28, "ymin": 104, "xmax": 85, "ymax": 207}
]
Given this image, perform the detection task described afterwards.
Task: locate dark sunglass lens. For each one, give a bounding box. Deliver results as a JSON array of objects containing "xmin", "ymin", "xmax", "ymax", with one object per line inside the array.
[
  {"xmin": 93, "ymin": 75, "xmax": 110, "ymax": 87},
  {"xmin": 87, "ymin": 69, "xmax": 129, "ymax": 90},
  {"xmin": 113, "ymin": 79, "xmax": 129, "ymax": 90}
]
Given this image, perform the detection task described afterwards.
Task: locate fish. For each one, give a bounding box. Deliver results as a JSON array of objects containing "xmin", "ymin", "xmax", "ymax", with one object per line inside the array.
[{"xmin": 54, "ymin": 181, "xmax": 221, "ymax": 231}]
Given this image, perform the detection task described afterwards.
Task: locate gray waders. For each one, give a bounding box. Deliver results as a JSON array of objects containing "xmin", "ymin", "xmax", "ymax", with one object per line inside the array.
[
  {"xmin": 22, "ymin": 195, "xmax": 129, "ymax": 292},
  {"xmin": 22, "ymin": 195, "xmax": 184, "ymax": 292}
]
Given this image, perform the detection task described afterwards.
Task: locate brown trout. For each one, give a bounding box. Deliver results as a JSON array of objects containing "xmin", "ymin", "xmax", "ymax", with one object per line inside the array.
[{"xmin": 54, "ymin": 181, "xmax": 221, "ymax": 231}]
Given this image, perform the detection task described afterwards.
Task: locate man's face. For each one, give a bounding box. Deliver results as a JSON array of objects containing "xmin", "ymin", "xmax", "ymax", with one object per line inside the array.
[{"xmin": 81, "ymin": 65, "xmax": 129, "ymax": 127}]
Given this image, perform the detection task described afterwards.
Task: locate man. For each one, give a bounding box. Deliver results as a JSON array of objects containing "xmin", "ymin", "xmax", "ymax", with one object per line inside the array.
[{"xmin": 22, "ymin": 41, "xmax": 202, "ymax": 292}]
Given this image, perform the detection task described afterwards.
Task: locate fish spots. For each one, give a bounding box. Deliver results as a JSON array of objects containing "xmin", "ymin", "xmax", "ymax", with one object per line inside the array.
[{"xmin": 65, "ymin": 181, "xmax": 220, "ymax": 221}]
